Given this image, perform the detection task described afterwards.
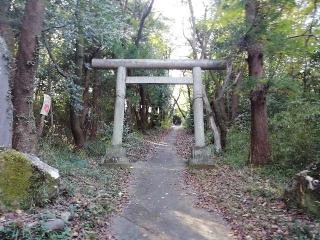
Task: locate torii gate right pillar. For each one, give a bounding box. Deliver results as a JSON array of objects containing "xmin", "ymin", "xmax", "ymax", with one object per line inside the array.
[{"xmin": 190, "ymin": 67, "xmax": 214, "ymax": 166}]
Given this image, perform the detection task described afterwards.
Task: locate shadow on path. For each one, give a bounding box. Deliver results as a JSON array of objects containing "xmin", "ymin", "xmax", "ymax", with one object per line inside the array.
[{"xmin": 111, "ymin": 127, "xmax": 233, "ymax": 240}]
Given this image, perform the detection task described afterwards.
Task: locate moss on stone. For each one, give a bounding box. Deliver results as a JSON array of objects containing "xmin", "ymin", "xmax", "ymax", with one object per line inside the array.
[
  {"xmin": 0, "ymin": 149, "xmax": 33, "ymax": 208},
  {"xmin": 0, "ymin": 149, "xmax": 59, "ymax": 210}
]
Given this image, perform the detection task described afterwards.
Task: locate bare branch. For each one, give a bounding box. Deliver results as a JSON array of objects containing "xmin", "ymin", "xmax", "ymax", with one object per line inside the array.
[
  {"xmin": 42, "ymin": 33, "xmax": 68, "ymax": 78},
  {"xmin": 134, "ymin": 0, "xmax": 155, "ymax": 46}
]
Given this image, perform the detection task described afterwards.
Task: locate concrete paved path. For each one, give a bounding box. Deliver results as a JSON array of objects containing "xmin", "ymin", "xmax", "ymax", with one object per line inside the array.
[{"xmin": 111, "ymin": 127, "xmax": 232, "ymax": 240}]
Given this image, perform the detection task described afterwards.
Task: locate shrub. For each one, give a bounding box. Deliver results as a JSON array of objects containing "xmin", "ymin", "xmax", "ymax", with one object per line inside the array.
[
  {"xmin": 270, "ymin": 99, "xmax": 320, "ymax": 170},
  {"xmin": 224, "ymin": 125, "xmax": 250, "ymax": 167}
]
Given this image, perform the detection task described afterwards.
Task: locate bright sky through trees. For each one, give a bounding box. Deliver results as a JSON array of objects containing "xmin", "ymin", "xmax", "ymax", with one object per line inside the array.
[{"xmin": 153, "ymin": 0, "xmax": 210, "ymax": 109}]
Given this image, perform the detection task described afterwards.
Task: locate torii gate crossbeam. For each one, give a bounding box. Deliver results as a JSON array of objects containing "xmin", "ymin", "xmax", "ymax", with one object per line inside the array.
[{"xmin": 91, "ymin": 59, "xmax": 226, "ymax": 166}]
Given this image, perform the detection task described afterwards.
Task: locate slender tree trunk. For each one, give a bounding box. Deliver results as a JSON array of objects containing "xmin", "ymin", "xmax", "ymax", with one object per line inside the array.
[
  {"xmin": 134, "ymin": 0, "xmax": 154, "ymax": 132},
  {"xmin": 246, "ymin": 0, "xmax": 271, "ymax": 165},
  {"xmin": 12, "ymin": 0, "xmax": 45, "ymax": 153},
  {"xmin": 90, "ymin": 69, "xmax": 102, "ymax": 138},
  {"xmin": 202, "ymin": 89, "xmax": 222, "ymax": 152},
  {"xmin": 186, "ymin": 85, "xmax": 193, "ymax": 111},
  {"xmin": 70, "ymin": 0, "xmax": 85, "ymax": 148},
  {"xmin": 81, "ymin": 68, "xmax": 90, "ymax": 137},
  {"xmin": 210, "ymin": 63, "xmax": 232, "ymax": 150},
  {"xmin": 212, "ymin": 99, "xmax": 227, "ymax": 149},
  {"xmin": 173, "ymin": 98, "xmax": 186, "ymax": 119},
  {"xmin": 230, "ymin": 72, "xmax": 243, "ymax": 121},
  {"xmin": 139, "ymin": 85, "xmax": 148, "ymax": 132}
]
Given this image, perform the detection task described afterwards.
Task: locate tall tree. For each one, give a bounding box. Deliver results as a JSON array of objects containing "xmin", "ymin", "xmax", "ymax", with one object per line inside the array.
[
  {"xmin": 69, "ymin": 0, "xmax": 86, "ymax": 148},
  {"xmin": 138, "ymin": 0, "xmax": 154, "ymax": 132},
  {"xmin": 245, "ymin": 0, "xmax": 271, "ymax": 165},
  {"xmin": 12, "ymin": 0, "xmax": 45, "ymax": 153},
  {"xmin": 133, "ymin": 0, "xmax": 155, "ymax": 132}
]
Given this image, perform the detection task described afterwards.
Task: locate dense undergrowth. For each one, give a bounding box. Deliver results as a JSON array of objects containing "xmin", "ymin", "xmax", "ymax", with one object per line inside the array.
[
  {"xmin": 0, "ymin": 128, "xmax": 168, "ymax": 239},
  {"xmin": 224, "ymin": 98, "xmax": 320, "ymax": 183},
  {"xmin": 0, "ymin": 139, "xmax": 128, "ymax": 239}
]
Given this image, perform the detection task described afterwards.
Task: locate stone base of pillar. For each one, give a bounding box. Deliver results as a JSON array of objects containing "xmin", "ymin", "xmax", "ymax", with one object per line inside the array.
[
  {"xmin": 102, "ymin": 145, "xmax": 130, "ymax": 167},
  {"xmin": 189, "ymin": 145, "xmax": 215, "ymax": 167}
]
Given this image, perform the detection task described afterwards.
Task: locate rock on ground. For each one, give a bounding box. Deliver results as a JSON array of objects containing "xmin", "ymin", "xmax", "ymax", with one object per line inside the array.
[
  {"xmin": 0, "ymin": 149, "xmax": 59, "ymax": 210},
  {"xmin": 284, "ymin": 162, "xmax": 320, "ymax": 217}
]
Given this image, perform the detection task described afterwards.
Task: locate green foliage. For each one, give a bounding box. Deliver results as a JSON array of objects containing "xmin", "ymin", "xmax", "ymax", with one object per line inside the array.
[
  {"xmin": 123, "ymin": 131, "xmax": 144, "ymax": 152},
  {"xmin": 224, "ymin": 125, "xmax": 250, "ymax": 167},
  {"xmin": 84, "ymin": 140, "xmax": 107, "ymax": 158},
  {"xmin": 160, "ymin": 116, "xmax": 173, "ymax": 129},
  {"xmin": 38, "ymin": 137, "xmax": 130, "ymax": 234},
  {"xmin": 0, "ymin": 221, "xmax": 70, "ymax": 240},
  {"xmin": 287, "ymin": 221, "xmax": 320, "ymax": 240},
  {"xmin": 183, "ymin": 109, "xmax": 194, "ymax": 130},
  {"xmin": 270, "ymin": 99, "xmax": 320, "ymax": 169}
]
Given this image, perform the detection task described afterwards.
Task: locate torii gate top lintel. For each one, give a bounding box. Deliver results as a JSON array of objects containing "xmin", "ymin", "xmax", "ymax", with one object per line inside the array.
[{"xmin": 91, "ymin": 59, "xmax": 226, "ymax": 70}]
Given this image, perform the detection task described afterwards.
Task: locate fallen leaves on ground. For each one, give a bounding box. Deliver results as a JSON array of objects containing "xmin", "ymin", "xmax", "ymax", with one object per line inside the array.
[
  {"xmin": 126, "ymin": 128, "xmax": 171, "ymax": 162},
  {"xmin": 176, "ymin": 129, "xmax": 320, "ymax": 240},
  {"xmin": 175, "ymin": 128, "xmax": 194, "ymax": 159}
]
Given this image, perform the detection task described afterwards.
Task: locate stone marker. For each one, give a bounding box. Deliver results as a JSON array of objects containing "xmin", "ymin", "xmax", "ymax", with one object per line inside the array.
[
  {"xmin": 43, "ymin": 219, "xmax": 65, "ymax": 232},
  {"xmin": 0, "ymin": 37, "xmax": 13, "ymax": 148},
  {"xmin": 0, "ymin": 149, "xmax": 60, "ymax": 209},
  {"xmin": 284, "ymin": 162, "xmax": 320, "ymax": 217}
]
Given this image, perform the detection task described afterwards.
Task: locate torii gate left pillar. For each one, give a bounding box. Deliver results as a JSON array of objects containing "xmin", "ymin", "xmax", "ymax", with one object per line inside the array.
[{"xmin": 92, "ymin": 59, "xmax": 226, "ymax": 166}]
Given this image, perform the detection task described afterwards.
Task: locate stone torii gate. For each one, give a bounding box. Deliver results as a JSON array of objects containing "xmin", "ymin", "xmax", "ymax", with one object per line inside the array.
[{"xmin": 92, "ymin": 59, "xmax": 226, "ymax": 166}]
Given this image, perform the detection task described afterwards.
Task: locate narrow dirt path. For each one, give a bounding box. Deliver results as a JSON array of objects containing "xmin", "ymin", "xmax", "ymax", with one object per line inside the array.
[{"xmin": 111, "ymin": 127, "xmax": 232, "ymax": 240}]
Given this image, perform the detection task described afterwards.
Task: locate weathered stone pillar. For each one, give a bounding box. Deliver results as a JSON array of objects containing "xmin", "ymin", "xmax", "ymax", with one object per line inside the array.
[
  {"xmin": 190, "ymin": 67, "xmax": 214, "ymax": 166},
  {"xmin": 104, "ymin": 66, "xmax": 129, "ymax": 165},
  {"xmin": 0, "ymin": 37, "xmax": 13, "ymax": 148},
  {"xmin": 112, "ymin": 66, "xmax": 126, "ymax": 146},
  {"xmin": 193, "ymin": 67, "xmax": 205, "ymax": 148}
]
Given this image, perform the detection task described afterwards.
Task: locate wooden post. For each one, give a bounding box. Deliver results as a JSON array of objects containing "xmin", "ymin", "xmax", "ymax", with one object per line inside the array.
[
  {"xmin": 112, "ymin": 66, "xmax": 126, "ymax": 146},
  {"xmin": 192, "ymin": 67, "xmax": 205, "ymax": 148}
]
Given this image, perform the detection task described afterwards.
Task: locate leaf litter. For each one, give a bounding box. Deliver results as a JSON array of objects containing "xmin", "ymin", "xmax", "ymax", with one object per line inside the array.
[{"xmin": 176, "ymin": 128, "xmax": 320, "ymax": 240}]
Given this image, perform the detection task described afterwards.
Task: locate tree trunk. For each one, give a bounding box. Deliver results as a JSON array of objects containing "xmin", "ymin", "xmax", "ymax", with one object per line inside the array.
[
  {"xmin": 230, "ymin": 72, "xmax": 243, "ymax": 121},
  {"xmin": 248, "ymin": 48, "xmax": 271, "ymax": 165},
  {"xmin": 245, "ymin": 0, "xmax": 271, "ymax": 165},
  {"xmin": 0, "ymin": 37, "xmax": 13, "ymax": 148},
  {"xmin": 81, "ymin": 68, "xmax": 90, "ymax": 137},
  {"xmin": 134, "ymin": 0, "xmax": 154, "ymax": 133},
  {"xmin": 202, "ymin": 88, "xmax": 222, "ymax": 152},
  {"xmin": 12, "ymin": 0, "xmax": 45, "ymax": 153},
  {"xmin": 70, "ymin": 0, "xmax": 85, "ymax": 148},
  {"xmin": 212, "ymin": 99, "xmax": 227, "ymax": 149},
  {"xmin": 90, "ymin": 69, "xmax": 102, "ymax": 138},
  {"xmin": 139, "ymin": 84, "xmax": 148, "ymax": 132}
]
